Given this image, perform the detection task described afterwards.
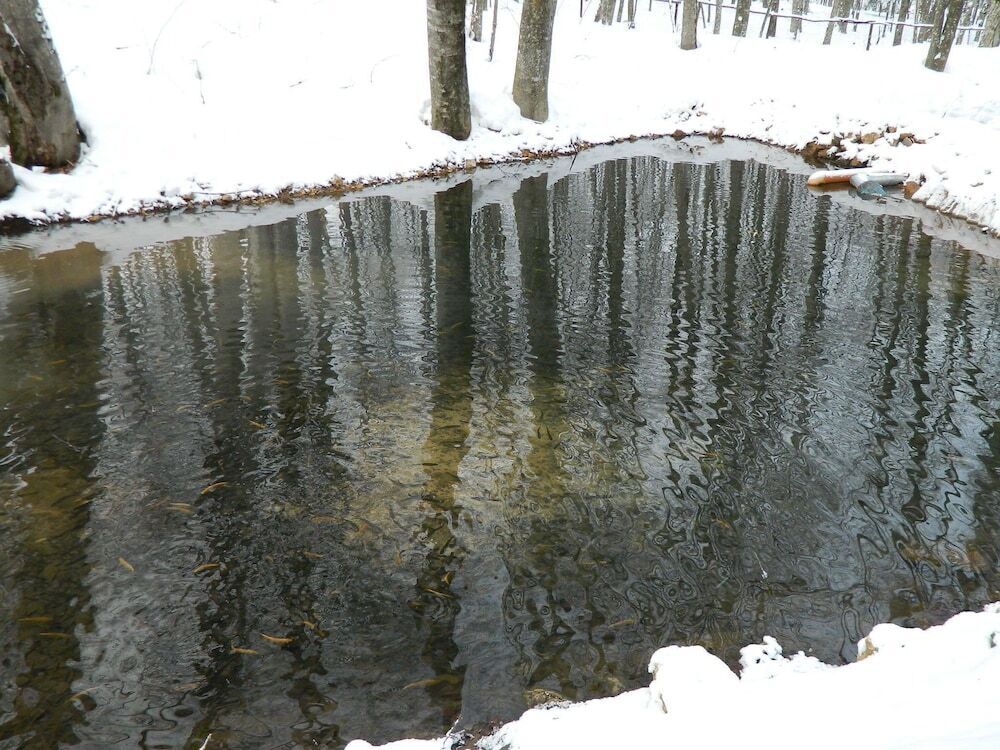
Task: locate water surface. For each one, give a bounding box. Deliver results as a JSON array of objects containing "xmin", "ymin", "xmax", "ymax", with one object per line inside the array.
[{"xmin": 1, "ymin": 155, "xmax": 999, "ymax": 749}]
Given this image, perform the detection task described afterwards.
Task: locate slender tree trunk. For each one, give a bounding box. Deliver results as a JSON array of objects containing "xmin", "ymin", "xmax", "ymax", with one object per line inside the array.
[
  {"xmin": 596, "ymin": 0, "xmax": 616, "ymax": 23},
  {"xmin": 489, "ymin": 0, "xmax": 501, "ymax": 60},
  {"xmin": 733, "ymin": 0, "xmax": 752, "ymax": 35},
  {"xmin": 714, "ymin": 0, "xmax": 724, "ymax": 32},
  {"xmin": 894, "ymin": 0, "xmax": 913, "ymax": 44},
  {"xmin": 471, "ymin": 0, "xmax": 487, "ymax": 41},
  {"xmin": 925, "ymin": 0, "xmax": 965, "ymax": 69},
  {"xmin": 427, "ymin": 0, "xmax": 471, "ymax": 140},
  {"xmin": 982, "ymin": 0, "xmax": 1000, "ymax": 45},
  {"xmin": 792, "ymin": 0, "xmax": 805, "ymax": 34},
  {"xmin": 513, "ymin": 0, "xmax": 558, "ymax": 121},
  {"xmin": 0, "ymin": 0, "xmax": 81, "ymax": 168},
  {"xmin": 681, "ymin": 0, "xmax": 699, "ymax": 46}
]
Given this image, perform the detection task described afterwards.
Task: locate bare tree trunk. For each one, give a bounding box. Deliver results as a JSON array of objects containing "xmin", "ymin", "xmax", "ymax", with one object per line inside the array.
[
  {"xmin": 681, "ymin": 0, "xmax": 699, "ymax": 46},
  {"xmin": 513, "ymin": 0, "xmax": 558, "ymax": 121},
  {"xmin": 596, "ymin": 0, "xmax": 616, "ymax": 23},
  {"xmin": 894, "ymin": 0, "xmax": 913, "ymax": 44},
  {"xmin": 916, "ymin": 0, "xmax": 936, "ymax": 40},
  {"xmin": 791, "ymin": 0, "xmax": 805, "ymax": 34},
  {"xmin": 925, "ymin": 0, "xmax": 965, "ymax": 68},
  {"xmin": 982, "ymin": 0, "xmax": 1000, "ymax": 45},
  {"xmin": 714, "ymin": 0, "xmax": 724, "ymax": 32},
  {"xmin": 628, "ymin": 0, "xmax": 637, "ymax": 26},
  {"xmin": 0, "ymin": 0, "xmax": 81, "ymax": 168},
  {"xmin": 471, "ymin": 0, "xmax": 487, "ymax": 41},
  {"xmin": 427, "ymin": 0, "xmax": 471, "ymax": 140},
  {"xmin": 823, "ymin": 0, "xmax": 852, "ymax": 42},
  {"xmin": 766, "ymin": 0, "xmax": 780, "ymax": 36},
  {"xmin": 733, "ymin": 0, "xmax": 752, "ymax": 35},
  {"xmin": 489, "ymin": 0, "xmax": 500, "ymax": 60}
]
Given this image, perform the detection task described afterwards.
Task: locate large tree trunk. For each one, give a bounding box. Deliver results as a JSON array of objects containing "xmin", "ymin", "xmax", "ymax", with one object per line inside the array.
[
  {"xmin": 427, "ymin": 0, "xmax": 471, "ymax": 140},
  {"xmin": 982, "ymin": 0, "xmax": 1000, "ymax": 45},
  {"xmin": 513, "ymin": 0, "xmax": 558, "ymax": 122},
  {"xmin": 0, "ymin": 0, "xmax": 81, "ymax": 168},
  {"xmin": 894, "ymin": 0, "xmax": 913, "ymax": 44},
  {"xmin": 681, "ymin": 0, "xmax": 699, "ymax": 48},
  {"xmin": 470, "ymin": 0, "xmax": 487, "ymax": 41},
  {"xmin": 733, "ymin": 0, "xmax": 752, "ymax": 35},
  {"xmin": 925, "ymin": 0, "xmax": 965, "ymax": 69}
]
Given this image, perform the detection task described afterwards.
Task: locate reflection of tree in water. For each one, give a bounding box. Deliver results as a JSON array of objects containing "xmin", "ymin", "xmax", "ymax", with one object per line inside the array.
[
  {"xmin": 0, "ymin": 244, "xmax": 103, "ymax": 746},
  {"xmin": 2, "ymin": 154, "xmax": 1000, "ymax": 748},
  {"xmin": 408, "ymin": 180, "xmax": 474, "ymax": 727}
]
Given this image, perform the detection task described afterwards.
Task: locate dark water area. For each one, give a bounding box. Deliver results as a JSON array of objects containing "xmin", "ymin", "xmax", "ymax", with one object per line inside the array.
[{"xmin": 1, "ymin": 155, "xmax": 999, "ymax": 749}]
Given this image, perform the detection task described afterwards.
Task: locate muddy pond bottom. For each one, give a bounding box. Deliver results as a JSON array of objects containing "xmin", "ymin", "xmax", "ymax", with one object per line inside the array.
[{"xmin": 2, "ymin": 155, "xmax": 1000, "ymax": 749}]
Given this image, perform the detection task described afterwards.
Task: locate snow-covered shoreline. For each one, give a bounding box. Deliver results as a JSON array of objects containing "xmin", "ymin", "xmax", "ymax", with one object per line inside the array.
[
  {"xmin": 5, "ymin": 0, "xmax": 999, "ymax": 238},
  {"xmin": 348, "ymin": 603, "xmax": 1000, "ymax": 750}
]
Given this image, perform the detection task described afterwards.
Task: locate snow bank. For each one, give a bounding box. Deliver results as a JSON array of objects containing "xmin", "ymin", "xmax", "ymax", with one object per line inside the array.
[
  {"xmin": 347, "ymin": 603, "xmax": 1000, "ymax": 750},
  {"xmin": 5, "ymin": 1, "xmax": 999, "ymax": 237}
]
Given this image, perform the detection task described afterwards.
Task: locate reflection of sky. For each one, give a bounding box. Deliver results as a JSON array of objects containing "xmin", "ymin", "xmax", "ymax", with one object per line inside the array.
[{"xmin": 0, "ymin": 156, "xmax": 999, "ymax": 748}]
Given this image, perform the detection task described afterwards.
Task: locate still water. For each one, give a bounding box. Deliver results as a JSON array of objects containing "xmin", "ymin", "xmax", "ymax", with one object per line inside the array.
[{"xmin": 1, "ymin": 155, "xmax": 999, "ymax": 749}]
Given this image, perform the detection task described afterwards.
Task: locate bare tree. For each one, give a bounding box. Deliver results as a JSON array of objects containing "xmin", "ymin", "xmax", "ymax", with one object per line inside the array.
[
  {"xmin": 791, "ymin": 0, "xmax": 806, "ymax": 34},
  {"xmin": 595, "ymin": 0, "xmax": 616, "ymax": 23},
  {"xmin": 733, "ymin": 0, "xmax": 752, "ymax": 35},
  {"xmin": 0, "ymin": 0, "xmax": 81, "ymax": 168},
  {"xmin": 471, "ymin": 0, "xmax": 487, "ymax": 41},
  {"xmin": 681, "ymin": 0, "xmax": 699, "ymax": 48},
  {"xmin": 427, "ymin": 0, "xmax": 472, "ymax": 140},
  {"xmin": 982, "ymin": 0, "xmax": 1000, "ymax": 45},
  {"xmin": 513, "ymin": 0, "xmax": 558, "ymax": 121},
  {"xmin": 714, "ymin": 0, "xmax": 724, "ymax": 33},
  {"xmin": 823, "ymin": 0, "xmax": 853, "ymax": 43},
  {"xmin": 916, "ymin": 0, "xmax": 935, "ymax": 40},
  {"xmin": 894, "ymin": 0, "xmax": 913, "ymax": 44},
  {"xmin": 925, "ymin": 0, "xmax": 965, "ymax": 69},
  {"xmin": 766, "ymin": 0, "xmax": 780, "ymax": 37}
]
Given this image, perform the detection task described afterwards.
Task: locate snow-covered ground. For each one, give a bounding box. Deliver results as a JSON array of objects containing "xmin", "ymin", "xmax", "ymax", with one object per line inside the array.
[
  {"xmin": 349, "ymin": 603, "xmax": 1000, "ymax": 750},
  {"xmin": 4, "ymin": 0, "xmax": 999, "ymax": 237}
]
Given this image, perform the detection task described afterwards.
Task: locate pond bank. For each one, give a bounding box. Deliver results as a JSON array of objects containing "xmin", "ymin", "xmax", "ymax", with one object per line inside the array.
[
  {"xmin": 349, "ymin": 604, "xmax": 1000, "ymax": 750},
  {"xmin": 4, "ymin": 0, "xmax": 999, "ymax": 237}
]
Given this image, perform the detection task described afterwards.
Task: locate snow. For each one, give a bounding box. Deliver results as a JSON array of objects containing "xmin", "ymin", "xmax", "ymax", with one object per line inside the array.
[
  {"xmin": 3, "ymin": 0, "xmax": 998, "ymax": 239},
  {"xmin": 346, "ymin": 603, "xmax": 1000, "ymax": 750}
]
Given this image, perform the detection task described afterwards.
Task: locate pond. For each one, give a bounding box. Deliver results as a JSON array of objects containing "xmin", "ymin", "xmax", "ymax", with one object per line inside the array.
[{"xmin": 1, "ymin": 148, "xmax": 999, "ymax": 749}]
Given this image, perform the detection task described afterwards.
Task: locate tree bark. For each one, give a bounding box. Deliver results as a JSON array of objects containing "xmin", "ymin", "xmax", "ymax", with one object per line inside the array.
[
  {"xmin": 714, "ymin": 0, "xmax": 724, "ymax": 33},
  {"xmin": 471, "ymin": 0, "xmax": 487, "ymax": 41},
  {"xmin": 894, "ymin": 0, "xmax": 913, "ymax": 44},
  {"xmin": 981, "ymin": 0, "xmax": 1000, "ymax": 45},
  {"xmin": 681, "ymin": 0, "xmax": 699, "ymax": 48},
  {"xmin": 513, "ymin": 0, "xmax": 558, "ymax": 121},
  {"xmin": 427, "ymin": 0, "xmax": 471, "ymax": 140},
  {"xmin": 925, "ymin": 0, "xmax": 965, "ymax": 69},
  {"xmin": 733, "ymin": 0, "xmax": 752, "ymax": 36},
  {"xmin": 0, "ymin": 0, "xmax": 81, "ymax": 167}
]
